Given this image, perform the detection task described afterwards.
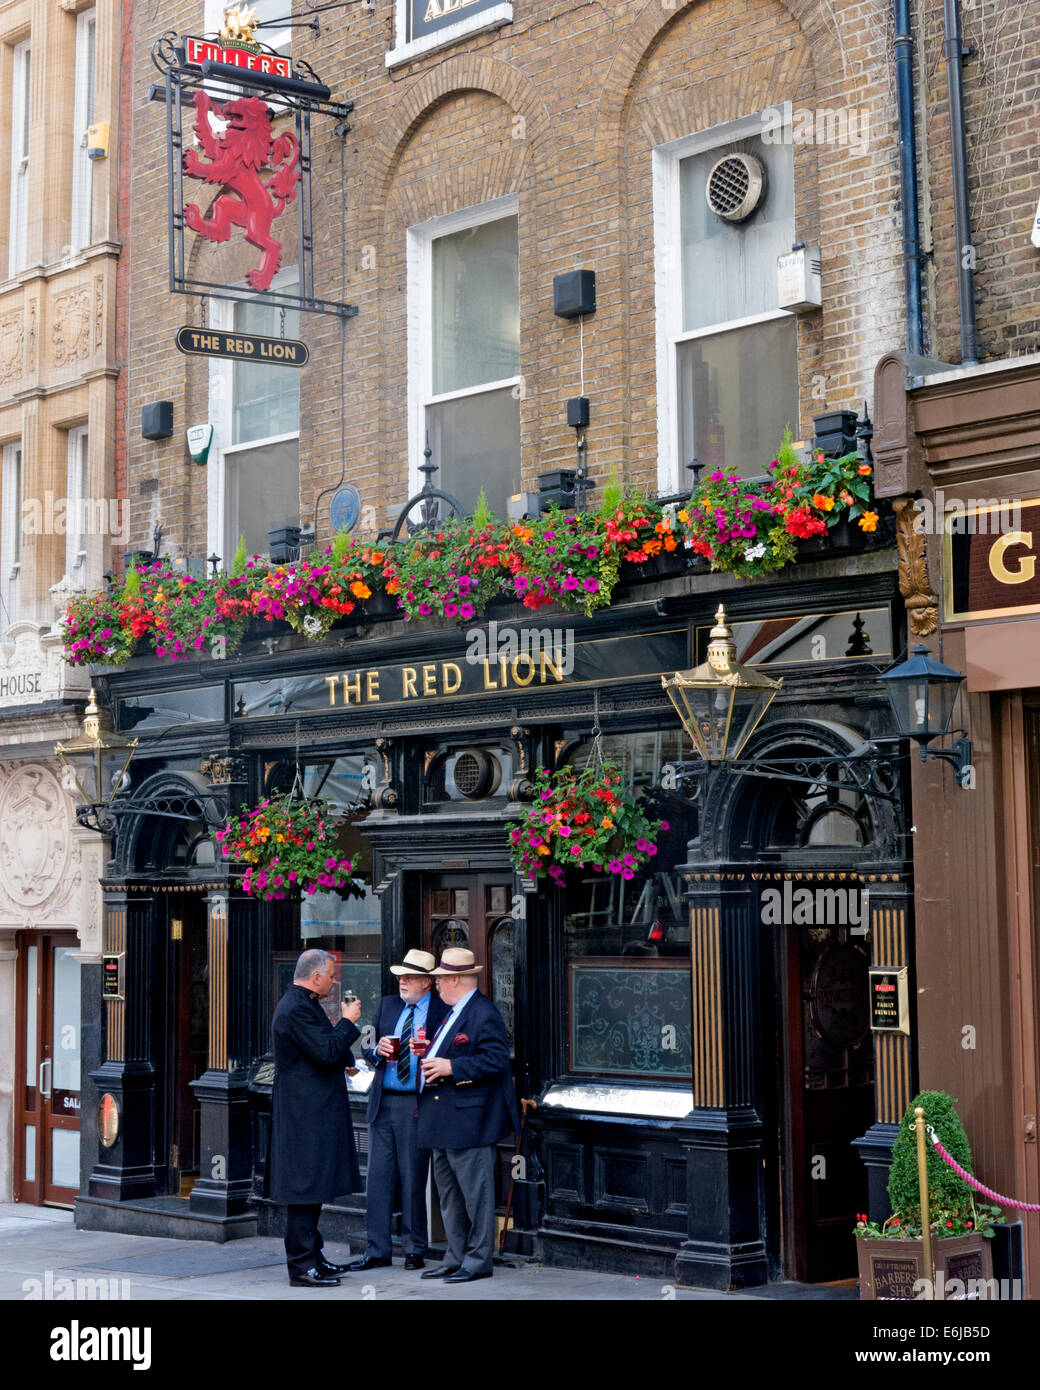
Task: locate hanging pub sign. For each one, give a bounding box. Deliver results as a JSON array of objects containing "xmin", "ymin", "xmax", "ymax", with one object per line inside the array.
[
  {"xmin": 150, "ymin": 8, "xmax": 357, "ymax": 320},
  {"xmin": 175, "ymin": 325, "xmax": 309, "ymax": 365},
  {"xmin": 868, "ymin": 966, "xmax": 909, "ymax": 1034}
]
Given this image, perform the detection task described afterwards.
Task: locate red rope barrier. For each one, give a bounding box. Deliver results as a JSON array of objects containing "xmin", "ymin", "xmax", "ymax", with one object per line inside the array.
[{"xmin": 929, "ymin": 1129, "xmax": 1040, "ymax": 1212}]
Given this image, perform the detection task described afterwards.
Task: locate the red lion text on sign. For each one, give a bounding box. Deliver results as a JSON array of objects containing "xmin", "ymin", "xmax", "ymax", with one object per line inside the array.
[{"xmin": 182, "ymin": 91, "xmax": 301, "ymax": 292}]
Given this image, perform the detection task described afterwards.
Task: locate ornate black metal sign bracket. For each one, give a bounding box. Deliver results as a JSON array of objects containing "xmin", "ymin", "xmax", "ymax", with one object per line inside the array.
[{"xmin": 151, "ymin": 30, "xmax": 357, "ymax": 320}]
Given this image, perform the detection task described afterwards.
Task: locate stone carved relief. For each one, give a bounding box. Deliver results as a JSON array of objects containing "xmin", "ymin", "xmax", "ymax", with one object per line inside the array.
[
  {"xmin": 27, "ymin": 298, "xmax": 37, "ymax": 372},
  {"xmin": 0, "ymin": 765, "xmax": 72, "ymax": 908},
  {"xmin": 52, "ymin": 287, "xmax": 92, "ymax": 366},
  {"xmin": 94, "ymin": 274, "xmax": 104, "ymax": 351},
  {"xmin": 894, "ymin": 498, "xmax": 938, "ymax": 637},
  {"xmin": 0, "ymin": 312, "xmax": 24, "ymax": 385}
]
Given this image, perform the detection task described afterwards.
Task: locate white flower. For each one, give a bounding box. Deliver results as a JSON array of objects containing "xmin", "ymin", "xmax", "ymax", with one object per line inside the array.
[
  {"xmin": 744, "ymin": 543, "xmax": 767, "ymax": 562},
  {"xmin": 302, "ymin": 614, "xmax": 323, "ymax": 636}
]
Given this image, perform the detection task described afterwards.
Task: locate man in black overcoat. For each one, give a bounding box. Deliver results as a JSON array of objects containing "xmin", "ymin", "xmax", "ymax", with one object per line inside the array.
[
  {"xmin": 269, "ymin": 948, "xmax": 363, "ymax": 1287},
  {"xmin": 349, "ymin": 948, "xmax": 450, "ymax": 1272},
  {"xmin": 416, "ymin": 947, "xmax": 520, "ymax": 1285}
]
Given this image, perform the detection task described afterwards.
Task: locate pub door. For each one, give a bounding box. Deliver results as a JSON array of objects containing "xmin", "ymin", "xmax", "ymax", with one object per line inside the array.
[
  {"xmin": 422, "ymin": 872, "xmax": 519, "ymax": 1215},
  {"xmin": 423, "ymin": 872, "xmax": 517, "ymax": 1063},
  {"xmin": 14, "ymin": 932, "xmax": 82, "ymax": 1207},
  {"xmin": 158, "ymin": 894, "xmax": 209, "ymax": 1196},
  {"xmin": 773, "ymin": 888, "xmax": 874, "ymax": 1283}
]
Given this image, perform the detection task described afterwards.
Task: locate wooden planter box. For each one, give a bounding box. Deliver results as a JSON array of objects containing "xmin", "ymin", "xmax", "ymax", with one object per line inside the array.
[{"xmin": 857, "ymin": 1233, "xmax": 994, "ymax": 1300}]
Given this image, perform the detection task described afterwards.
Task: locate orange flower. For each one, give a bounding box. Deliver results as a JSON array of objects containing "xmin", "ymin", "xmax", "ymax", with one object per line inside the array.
[
  {"xmin": 350, "ymin": 581, "xmax": 372, "ymax": 599},
  {"xmin": 858, "ymin": 510, "xmax": 879, "ymax": 532},
  {"xmin": 857, "ymin": 463, "xmax": 872, "ymax": 476},
  {"xmin": 811, "ymin": 493, "xmax": 834, "ymax": 511}
]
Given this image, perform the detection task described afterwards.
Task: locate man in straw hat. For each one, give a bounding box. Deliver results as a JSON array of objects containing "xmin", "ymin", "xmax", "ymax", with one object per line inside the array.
[
  {"xmin": 349, "ymin": 948, "xmax": 449, "ymax": 1272},
  {"xmin": 417, "ymin": 947, "xmax": 520, "ymax": 1284}
]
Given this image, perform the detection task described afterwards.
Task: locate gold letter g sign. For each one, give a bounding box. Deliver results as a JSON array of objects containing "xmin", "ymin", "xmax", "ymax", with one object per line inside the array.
[{"xmin": 988, "ymin": 531, "xmax": 1036, "ymax": 585}]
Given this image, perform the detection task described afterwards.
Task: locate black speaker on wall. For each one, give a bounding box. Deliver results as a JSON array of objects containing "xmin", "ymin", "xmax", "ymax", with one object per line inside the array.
[{"xmin": 142, "ymin": 401, "xmax": 174, "ymax": 440}]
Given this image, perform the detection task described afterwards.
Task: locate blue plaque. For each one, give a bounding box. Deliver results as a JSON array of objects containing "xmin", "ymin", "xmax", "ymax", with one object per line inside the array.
[{"xmin": 329, "ymin": 485, "xmax": 361, "ymax": 534}]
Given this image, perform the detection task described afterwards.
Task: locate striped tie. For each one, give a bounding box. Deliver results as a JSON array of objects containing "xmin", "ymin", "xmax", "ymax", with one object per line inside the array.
[{"xmin": 397, "ymin": 1004, "xmax": 415, "ymax": 1084}]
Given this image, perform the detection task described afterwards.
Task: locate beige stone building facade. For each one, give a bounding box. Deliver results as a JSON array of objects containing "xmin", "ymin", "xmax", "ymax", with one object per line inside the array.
[{"xmin": 0, "ymin": 0, "xmax": 119, "ymax": 1207}]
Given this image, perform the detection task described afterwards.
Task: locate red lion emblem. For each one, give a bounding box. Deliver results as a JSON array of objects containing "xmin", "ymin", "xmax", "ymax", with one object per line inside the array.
[{"xmin": 182, "ymin": 91, "xmax": 301, "ymax": 292}]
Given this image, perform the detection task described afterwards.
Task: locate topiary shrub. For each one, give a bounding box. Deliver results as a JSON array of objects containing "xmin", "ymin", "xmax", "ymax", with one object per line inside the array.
[{"xmin": 887, "ymin": 1089, "xmax": 974, "ymax": 1226}]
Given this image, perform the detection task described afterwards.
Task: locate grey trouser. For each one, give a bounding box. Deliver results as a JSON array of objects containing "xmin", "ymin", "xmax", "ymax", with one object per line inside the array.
[
  {"xmin": 364, "ymin": 1093, "xmax": 430, "ymax": 1258},
  {"xmin": 431, "ymin": 1145, "xmax": 497, "ymax": 1276}
]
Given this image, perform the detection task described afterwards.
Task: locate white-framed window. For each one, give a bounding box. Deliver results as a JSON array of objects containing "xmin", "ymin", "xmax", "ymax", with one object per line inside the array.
[
  {"xmin": 205, "ymin": 0, "xmax": 292, "ymax": 55},
  {"xmin": 1, "ymin": 442, "xmax": 24, "ymax": 631},
  {"xmin": 8, "ymin": 40, "xmax": 32, "ymax": 277},
  {"xmin": 653, "ymin": 113, "xmax": 800, "ymax": 488},
  {"xmin": 70, "ymin": 10, "xmax": 97, "ymax": 254},
  {"xmin": 407, "ymin": 197, "xmax": 521, "ymax": 518},
  {"xmin": 386, "ymin": 0, "xmax": 512, "ymax": 70},
  {"xmin": 208, "ymin": 270, "xmax": 300, "ymax": 561},
  {"xmin": 65, "ymin": 426, "xmax": 90, "ymax": 585}
]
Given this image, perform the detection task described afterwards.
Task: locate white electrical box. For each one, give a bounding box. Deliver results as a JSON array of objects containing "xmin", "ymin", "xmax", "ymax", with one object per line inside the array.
[{"xmin": 777, "ymin": 243, "xmax": 822, "ymax": 312}]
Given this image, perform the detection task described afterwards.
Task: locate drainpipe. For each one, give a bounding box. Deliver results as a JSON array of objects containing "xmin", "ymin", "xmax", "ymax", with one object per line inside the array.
[
  {"xmin": 943, "ymin": 0, "xmax": 979, "ymax": 364},
  {"xmin": 893, "ymin": 0, "xmax": 924, "ymax": 355}
]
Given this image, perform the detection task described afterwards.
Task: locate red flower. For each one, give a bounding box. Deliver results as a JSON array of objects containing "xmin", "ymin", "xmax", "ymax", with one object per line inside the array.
[{"xmin": 784, "ymin": 506, "xmax": 828, "ymax": 540}]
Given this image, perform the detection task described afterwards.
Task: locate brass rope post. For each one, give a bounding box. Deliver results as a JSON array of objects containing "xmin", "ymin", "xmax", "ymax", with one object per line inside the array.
[{"xmin": 915, "ymin": 1105, "xmax": 934, "ymax": 1298}]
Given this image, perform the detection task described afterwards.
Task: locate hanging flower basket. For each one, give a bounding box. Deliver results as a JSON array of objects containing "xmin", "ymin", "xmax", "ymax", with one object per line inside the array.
[
  {"xmin": 507, "ymin": 761, "xmax": 668, "ymax": 884},
  {"xmin": 215, "ymin": 792, "xmax": 362, "ymax": 902}
]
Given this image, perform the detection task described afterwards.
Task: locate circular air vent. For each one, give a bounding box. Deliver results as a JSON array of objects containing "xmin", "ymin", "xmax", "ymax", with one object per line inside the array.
[
  {"xmin": 447, "ymin": 749, "xmax": 501, "ymax": 800},
  {"xmin": 706, "ymin": 153, "xmax": 766, "ymax": 223}
]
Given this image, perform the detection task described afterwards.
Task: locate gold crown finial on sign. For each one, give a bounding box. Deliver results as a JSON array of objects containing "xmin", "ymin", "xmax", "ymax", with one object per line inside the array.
[{"xmin": 220, "ymin": 5, "xmax": 259, "ymax": 43}]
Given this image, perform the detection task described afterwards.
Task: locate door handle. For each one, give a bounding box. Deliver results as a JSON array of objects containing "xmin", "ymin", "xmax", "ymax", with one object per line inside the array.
[{"xmin": 39, "ymin": 1058, "xmax": 52, "ymax": 1100}]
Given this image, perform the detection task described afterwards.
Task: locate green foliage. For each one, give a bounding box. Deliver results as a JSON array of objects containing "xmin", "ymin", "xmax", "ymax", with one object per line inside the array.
[
  {"xmin": 331, "ymin": 528, "xmax": 353, "ymax": 563},
  {"xmin": 775, "ymin": 421, "xmax": 800, "ymax": 473},
  {"xmin": 888, "ymin": 1090, "xmax": 975, "ymax": 1225},
  {"xmin": 121, "ymin": 563, "xmax": 141, "ymax": 599},
  {"xmin": 471, "ymin": 487, "xmax": 493, "ymax": 531},
  {"xmin": 599, "ymin": 471, "xmax": 623, "ymax": 517},
  {"xmin": 231, "ymin": 534, "xmax": 248, "ymax": 577}
]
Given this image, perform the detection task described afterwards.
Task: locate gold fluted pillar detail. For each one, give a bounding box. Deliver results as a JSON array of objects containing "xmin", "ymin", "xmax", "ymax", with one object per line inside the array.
[
  {"xmin": 691, "ymin": 902, "xmax": 724, "ymax": 1107},
  {"xmin": 207, "ymin": 895, "xmax": 228, "ymax": 1070},
  {"xmin": 871, "ymin": 900, "xmax": 912, "ymax": 1123},
  {"xmin": 103, "ymin": 903, "xmax": 126, "ymax": 1062}
]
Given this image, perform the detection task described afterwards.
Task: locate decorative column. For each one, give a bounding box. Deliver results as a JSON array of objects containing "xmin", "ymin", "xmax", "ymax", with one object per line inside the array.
[
  {"xmin": 86, "ymin": 888, "xmax": 160, "ymax": 1200},
  {"xmin": 188, "ymin": 888, "xmax": 258, "ymax": 1222},
  {"xmin": 675, "ymin": 866, "xmax": 767, "ymax": 1290},
  {"xmin": 852, "ymin": 869, "xmax": 915, "ymax": 1217}
]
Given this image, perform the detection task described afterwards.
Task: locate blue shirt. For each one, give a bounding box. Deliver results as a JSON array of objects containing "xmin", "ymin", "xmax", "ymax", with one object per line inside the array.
[{"xmin": 381, "ymin": 992, "xmax": 432, "ymax": 1093}]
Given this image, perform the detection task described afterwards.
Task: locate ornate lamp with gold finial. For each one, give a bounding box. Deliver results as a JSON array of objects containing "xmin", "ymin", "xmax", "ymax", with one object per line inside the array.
[{"xmin": 661, "ymin": 604, "xmax": 783, "ymax": 762}]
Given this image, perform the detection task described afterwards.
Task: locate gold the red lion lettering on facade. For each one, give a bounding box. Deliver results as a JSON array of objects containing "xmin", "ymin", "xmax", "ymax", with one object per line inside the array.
[{"xmin": 181, "ymin": 91, "xmax": 301, "ymax": 292}]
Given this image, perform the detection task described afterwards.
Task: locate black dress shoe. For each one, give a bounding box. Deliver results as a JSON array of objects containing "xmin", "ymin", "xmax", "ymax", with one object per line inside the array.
[
  {"xmin": 319, "ymin": 1259, "xmax": 352, "ymax": 1275},
  {"xmin": 444, "ymin": 1269, "xmax": 492, "ymax": 1285},
  {"xmin": 420, "ymin": 1264, "xmax": 461, "ymax": 1280},
  {"xmin": 289, "ymin": 1268, "xmax": 341, "ymax": 1288},
  {"xmin": 348, "ymin": 1255, "xmax": 392, "ymax": 1271},
  {"xmin": 404, "ymin": 1254, "xmax": 425, "ymax": 1271}
]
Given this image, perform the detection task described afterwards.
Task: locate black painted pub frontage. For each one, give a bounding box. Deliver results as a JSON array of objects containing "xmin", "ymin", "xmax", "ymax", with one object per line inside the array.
[{"xmin": 74, "ymin": 554, "xmax": 916, "ymax": 1289}]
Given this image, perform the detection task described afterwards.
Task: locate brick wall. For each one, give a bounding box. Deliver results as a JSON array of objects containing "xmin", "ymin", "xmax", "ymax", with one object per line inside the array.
[{"xmin": 121, "ymin": 0, "xmax": 1040, "ymax": 555}]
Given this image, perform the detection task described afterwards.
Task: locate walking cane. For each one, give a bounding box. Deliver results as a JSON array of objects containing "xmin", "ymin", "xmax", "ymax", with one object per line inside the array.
[{"xmin": 500, "ymin": 1098, "xmax": 537, "ymax": 1254}]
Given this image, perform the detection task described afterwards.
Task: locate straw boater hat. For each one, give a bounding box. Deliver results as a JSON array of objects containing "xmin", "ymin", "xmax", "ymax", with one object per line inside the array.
[
  {"xmin": 430, "ymin": 947, "xmax": 483, "ymax": 977},
  {"xmin": 389, "ymin": 948, "xmax": 437, "ymax": 977}
]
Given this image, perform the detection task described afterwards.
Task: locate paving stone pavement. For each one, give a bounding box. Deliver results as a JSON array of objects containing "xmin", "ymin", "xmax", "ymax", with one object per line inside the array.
[{"xmin": 0, "ymin": 1203, "xmax": 837, "ymax": 1302}]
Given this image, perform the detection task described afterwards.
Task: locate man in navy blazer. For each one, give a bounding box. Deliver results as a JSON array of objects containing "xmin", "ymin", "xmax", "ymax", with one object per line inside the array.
[
  {"xmin": 349, "ymin": 949, "xmax": 449, "ymax": 1272},
  {"xmin": 417, "ymin": 947, "xmax": 520, "ymax": 1285}
]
